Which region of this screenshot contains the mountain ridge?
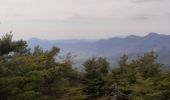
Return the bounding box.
[27,33,170,69]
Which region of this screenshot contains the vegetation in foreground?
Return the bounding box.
[0,34,170,100]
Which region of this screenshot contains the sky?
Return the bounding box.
[0,0,170,40]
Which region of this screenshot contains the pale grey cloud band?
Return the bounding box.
[0,0,169,39]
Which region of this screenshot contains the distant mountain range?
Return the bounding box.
[27,33,170,69]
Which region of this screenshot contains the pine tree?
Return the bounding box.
[83,57,110,99]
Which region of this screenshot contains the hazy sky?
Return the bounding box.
[0,0,170,40]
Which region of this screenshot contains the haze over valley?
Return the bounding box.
[27,32,170,69]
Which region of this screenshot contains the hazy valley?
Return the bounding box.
[27,32,170,69]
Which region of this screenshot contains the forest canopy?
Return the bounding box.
[0,34,170,100]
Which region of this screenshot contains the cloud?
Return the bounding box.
[0,0,170,39]
[163,12,170,18]
[165,12,170,16]
[131,14,155,20]
[131,0,162,3]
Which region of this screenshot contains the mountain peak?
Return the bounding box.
[29,37,40,41]
[126,35,140,39]
[146,32,160,37]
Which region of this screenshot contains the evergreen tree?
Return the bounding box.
[110,51,163,100]
[83,57,110,99]
[1,33,170,100]
[0,34,85,100]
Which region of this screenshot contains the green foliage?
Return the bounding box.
[110,51,168,100]
[0,34,84,100]
[0,33,30,56]
[82,57,110,99]
[1,34,170,100]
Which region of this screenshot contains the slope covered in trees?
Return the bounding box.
[1,34,170,100]
[27,33,170,69]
